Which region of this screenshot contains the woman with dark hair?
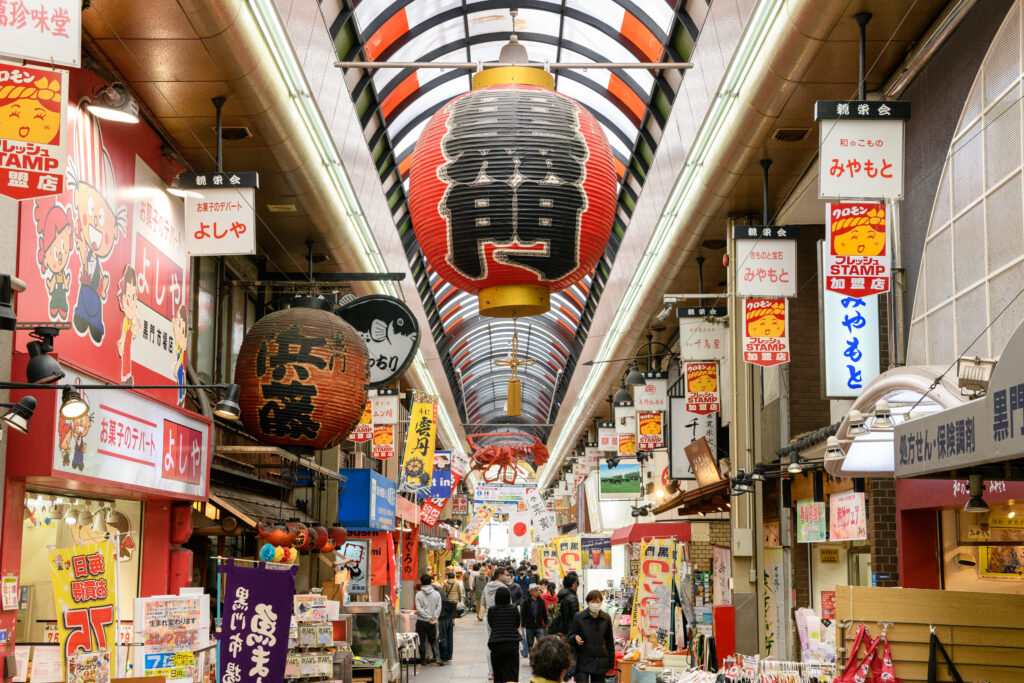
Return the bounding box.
[567,590,615,683]
[487,586,522,683]
[530,635,573,683]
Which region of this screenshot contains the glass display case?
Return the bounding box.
[341,602,400,682]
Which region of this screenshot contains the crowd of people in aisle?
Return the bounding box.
[412,557,616,683]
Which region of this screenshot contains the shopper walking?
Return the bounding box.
[474,563,489,620]
[541,581,558,609]
[463,565,475,610]
[567,590,615,683]
[487,586,522,683]
[529,635,573,683]
[550,574,581,635]
[514,566,531,604]
[414,574,443,665]
[521,583,550,655]
[437,571,462,662]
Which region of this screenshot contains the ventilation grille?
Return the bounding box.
[772,128,810,142]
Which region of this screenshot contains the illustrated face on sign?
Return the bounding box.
[117,265,137,320]
[832,207,885,256]
[0,78,62,144]
[687,368,716,393]
[746,305,785,338]
[74,182,121,260]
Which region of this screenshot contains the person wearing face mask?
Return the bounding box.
[567,590,615,683]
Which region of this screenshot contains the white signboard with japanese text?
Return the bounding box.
[525,488,558,542]
[633,374,667,412]
[370,392,399,424]
[822,244,880,397]
[733,226,798,298]
[597,423,617,452]
[669,396,717,480]
[52,366,211,499]
[0,0,82,67]
[825,202,890,298]
[584,445,602,470]
[816,100,909,200]
[184,184,256,256]
[677,307,728,360]
[0,63,68,200]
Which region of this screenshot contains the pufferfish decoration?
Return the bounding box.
[337,295,420,388]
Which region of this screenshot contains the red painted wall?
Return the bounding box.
[897,508,940,589]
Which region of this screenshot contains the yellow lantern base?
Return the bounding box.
[478,284,550,317]
[471,66,554,90]
[507,378,522,418]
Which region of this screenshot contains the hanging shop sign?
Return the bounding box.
[742,298,790,367]
[555,536,581,575]
[16,71,191,405]
[581,536,612,569]
[370,390,399,423]
[234,304,369,450]
[637,412,664,450]
[617,432,637,456]
[630,538,675,649]
[337,295,420,387]
[401,528,419,581]
[685,437,722,488]
[669,396,717,480]
[614,401,635,434]
[815,100,910,200]
[733,225,799,298]
[597,422,617,452]
[796,499,828,543]
[451,495,468,515]
[677,306,728,360]
[399,396,436,497]
[457,503,494,545]
[218,562,296,683]
[508,511,531,547]
[684,361,720,414]
[584,444,602,469]
[633,373,668,412]
[408,82,616,318]
[0,0,82,66]
[371,424,395,459]
[825,202,890,297]
[524,488,558,542]
[180,172,259,256]
[829,490,867,541]
[822,242,880,397]
[347,401,373,442]
[48,540,117,676]
[0,64,68,200]
[428,450,453,499]
[337,469,397,532]
[136,595,203,683]
[419,498,444,527]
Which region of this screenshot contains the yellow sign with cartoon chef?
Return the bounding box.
[0,63,68,200]
[685,361,720,414]
[825,202,890,298]
[743,299,789,367]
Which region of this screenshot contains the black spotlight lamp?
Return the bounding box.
[60,386,89,420]
[26,327,64,384]
[625,362,646,387]
[0,275,19,332]
[750,462,767,482]
[613,382,632,404]
[2,396,35,433]
[214,384,241,420]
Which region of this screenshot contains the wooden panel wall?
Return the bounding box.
[835,586,1024,683]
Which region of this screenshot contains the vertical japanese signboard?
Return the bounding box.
[49,541,117,679]
[372,424,395,459]
[182,173,258,256]
[556,536,581,575]
[796,499,827,543]
[218,563,296,683]
[0,63,68,200]
[630,538,674,648]
[733,226,798,298]
[822,241,880,397]
[597,422,617,452]
[637,412,664,450]
[633,373,667,412]
[743,299,790,366]
[684,362,720,414]
[825,203,890,297]
[0,0,82,66]
[525,488,558,542]
[815,100,910,200]
[677,306,728,360]
[399,397,436,497]
[348,401,372,442]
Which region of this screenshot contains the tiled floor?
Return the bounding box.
[411,612,535,683]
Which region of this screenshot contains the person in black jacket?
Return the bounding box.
[567,590,615,683]
[520,584,550,655]
[487,586,521,683]
[550,574,580,635]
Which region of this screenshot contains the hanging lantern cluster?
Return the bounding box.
[258,521,347,560]
[408,64,617,318]
[234,299,370,451]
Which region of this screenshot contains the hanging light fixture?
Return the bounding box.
[25,340,63,384]
[613,382,632,404]
[60,386,89,420]
[214,383,242,420]
[86,84,140,124]
[787,454,803,474]
[847,409,868,436]
[750,463,767,481]
[625,362,646,387]
[825,436,844,461]
[92,508,108,533]
[870,399,896,431]
[964,473,989,514]
[2,396,35,433]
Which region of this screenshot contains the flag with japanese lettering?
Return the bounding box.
[540,544,561,582]
[825,203,889,298]
[347,401,372,442]
[218,562,296,683]
[684,362,720,414]
[399,397,436,496]
[742,299,790,367]
[0,63,69,201]
[629,538,675,648]
[524,488,557,542]
[49,541,117,676]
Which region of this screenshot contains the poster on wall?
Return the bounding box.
[48,541,117,675]
[829,490,867,541]
[978,513,1024,578]
[16,72,190,408]
[825,203,889,297]
[337,539,369,594]
[581,537,612,569]
[0,64,69,201]
[797,499,828,543]
[669,396,716,480]
[398,397,436,497]
[743,299,790,367]
[598,458,640,500]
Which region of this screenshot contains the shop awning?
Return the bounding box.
[209,485,316,529]
[609,521,692,546]
[651,478,731,518]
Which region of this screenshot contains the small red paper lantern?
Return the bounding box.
[329,525,348,546]
[311,526,329,552]
[234,302,369,450]
[408,73,616,318]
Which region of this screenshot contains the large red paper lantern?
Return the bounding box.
[408,68,616,317]
[234,302,369,450]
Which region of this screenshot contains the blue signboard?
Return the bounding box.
[429,450,453,499]
[338,468,397,531]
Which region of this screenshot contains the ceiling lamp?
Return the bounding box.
[2,396,35,433]
[871,400,896,431]
[787,454,803,474]
[825,436,844,462]
[26,339,63,384]
[613,382,632,404]
[214,384,242,420]
[408,35,616,319]
[750,463,767,481]
[625,362,646,387]
[60,386,88,420]
[86,84,140,124]
[964,473,989,514]
[847,409,869,437]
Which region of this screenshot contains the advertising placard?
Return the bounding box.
[617,432,636,456]
[580,536,612,569]
[597,423,617,452]
[399,398,436,497]
[825,202,889,297]
[822,241,880,397]
[633,375,667,412]
[637,412,664,450]
[555,536,581,575]
[598,458,640,500]
[829,490,867,541]
[370,393,399,424]
[336,539,369,594]
[684,437,721,487]
[743,298,790,366]
[796,499,828,543]
[371,424,395,459]
[816,101,909,200]
[684,362,720,414]
[184,184,256,256]
[677,306,728,360]
[733,225,798,298]
[48,541,117,675]
[0,63,68,200]
[218,563,296,683]
[630,538,674,648]
[428,450,453,498]
[337,296,420,388]
[540,545,561,582]
[347,401,372,442]
[0,0,82,66]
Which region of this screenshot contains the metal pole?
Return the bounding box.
[760,159,772,226]
[855,13,872,101]
[334,61,693,70]
[696,256,705,295]
[212,96,226,173]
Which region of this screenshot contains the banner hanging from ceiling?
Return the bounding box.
[524,488,558,542]
[637,412,664,450]
[398,397,436,497]
[630,538,675,649]
[684,362,720,414]
[457,503,494,545]
[677,306,728,360]
[743,299,790,367]
[733,225,799,298]
[825,202,890,297]
[597,423,617,452]
[633,374,667,412]
[815,100,910,200]
[822,241,880,398]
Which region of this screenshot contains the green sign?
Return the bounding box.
[797,498,827,543]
